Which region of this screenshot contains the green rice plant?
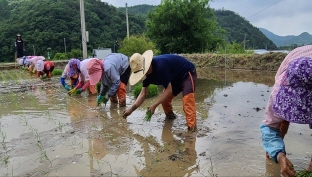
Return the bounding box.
[40,76,48,80]
[144,108,152,122]
[3,156,9,167]
[296,170,312,177]
[96,82,101,93]
[133,83,158,98]
[51,69,63,76]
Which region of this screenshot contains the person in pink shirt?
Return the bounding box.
[28,56,45,73]
[67,58,99,96]
[260,45,312,177]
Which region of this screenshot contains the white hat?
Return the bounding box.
[18,58,24,66]
[36,60,44,72]
[129,50,153,86]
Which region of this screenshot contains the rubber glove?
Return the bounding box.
[68,88,77,95]
[64,85,70,91]
[97,94,109,106]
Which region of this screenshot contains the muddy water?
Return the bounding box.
[0,68,312,176]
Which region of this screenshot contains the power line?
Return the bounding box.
[247,0,282,19]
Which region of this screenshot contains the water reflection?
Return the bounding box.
[2,68,312,176]
[133,119,198,177]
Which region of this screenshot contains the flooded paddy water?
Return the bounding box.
[0,68,312,176]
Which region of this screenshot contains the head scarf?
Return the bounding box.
[67,58,81,77]
[273,57,312,126]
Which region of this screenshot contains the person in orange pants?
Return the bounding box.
[35,60,54,78]
[86,53,130,107]
[122,50,197,131]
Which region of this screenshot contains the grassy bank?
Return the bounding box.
[1,52,287,71]
[181,52,287,71]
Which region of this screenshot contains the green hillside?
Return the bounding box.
[0,0,146,62]
[118,5,277,50]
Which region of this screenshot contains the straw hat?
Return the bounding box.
[129,50,153,86]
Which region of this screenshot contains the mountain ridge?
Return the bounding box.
[258,28,312,47]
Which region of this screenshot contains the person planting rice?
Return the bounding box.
[18,56,34,68]
[60,63,79,91]
[35,60,54,79]
[28,56,45,73]
[86,53,131,107]
[67,58,99,96]
[122,50,197,131]
[260,45,312,177]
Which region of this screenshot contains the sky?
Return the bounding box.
[101,0,312,36]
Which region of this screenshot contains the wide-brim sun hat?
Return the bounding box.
[86,59,103,85]
[273,56,312,124]
[67,58,81,77]
[129,50,153,86]
[18,58,24,66]
[36,60,44,72]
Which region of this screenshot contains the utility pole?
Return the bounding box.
[243,33,246,50]
[80,0,87,59]
[64,38,66,54]
[126,3,129,39]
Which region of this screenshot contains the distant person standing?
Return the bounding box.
[15,34,24,58]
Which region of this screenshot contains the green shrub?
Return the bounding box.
[53,53,68,60]
[52,69,63,76]
[133,83,158,98]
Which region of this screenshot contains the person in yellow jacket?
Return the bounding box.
[122,50,197,131]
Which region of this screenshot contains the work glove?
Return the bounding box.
[68,88,77,96]
[64,85,70,91]
[97,94,109,106]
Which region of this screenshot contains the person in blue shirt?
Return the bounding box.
[60,64,78,91]
[122,50,197,131]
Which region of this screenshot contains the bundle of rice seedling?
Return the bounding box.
[144,107,152,122]
[296,170,312,177]
[41,75,47,80]
[52,69,63,76]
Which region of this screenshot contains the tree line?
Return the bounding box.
[0,0,277,63]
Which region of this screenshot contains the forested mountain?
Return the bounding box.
[118,5,277,50]
[259,28,312,47]
[213,10,276,50]
[0,0,146,62]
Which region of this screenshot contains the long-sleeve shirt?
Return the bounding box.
[75,58,94,90]
[261,44,312,162]
[100,53,129,97]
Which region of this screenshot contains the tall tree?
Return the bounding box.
[146,0,222,53]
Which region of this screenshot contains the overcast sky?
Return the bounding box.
[101,0,311,36]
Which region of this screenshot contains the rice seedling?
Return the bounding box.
[58,121,63,131]
[133,83,158,98]
[144,108,152,122]
[1,131,7,152]
[3,156,9,167]
[51,69,63,76]
[40,76,48,80]
[296,170,312,177]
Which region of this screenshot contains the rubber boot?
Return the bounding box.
[161,94,175,119]
[110,95,118,104]
[117,82,127,107]
[182,93,196,132]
